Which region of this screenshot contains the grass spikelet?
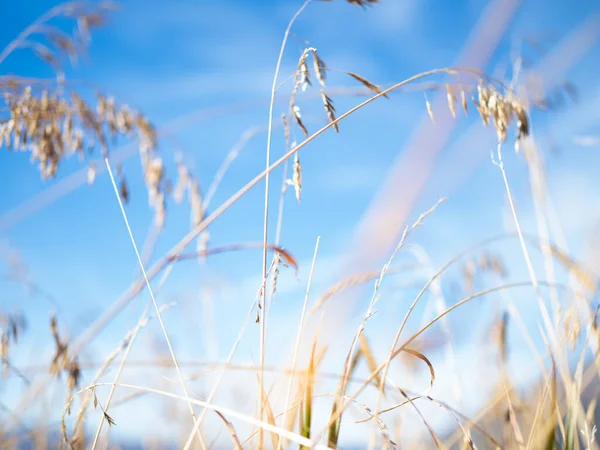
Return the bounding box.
[310,49,327,87]
[172,154,190,204]
[461,87,468,116]
[320,90,339,132]
[0,312,26,378]
[299,51,311,91]
[144,157,164,205]
[292,105,309,137]
[474,83,490,126]
[271,251,281,295]
[282,113,290,145]
[189,177,204,227]
[289,48,315,135]
[562,305,581,350]
[49,314,69,379]
[446,84,457,118]
[87,162,97,185]
[347,72,388,98]
[292,152,302,202]
[425,93,435,123]
[514,102,530,146]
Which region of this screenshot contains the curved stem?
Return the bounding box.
[258,3,312,446]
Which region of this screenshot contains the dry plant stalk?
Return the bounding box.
[0,311,26,377]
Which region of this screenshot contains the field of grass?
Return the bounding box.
[1,0,600,449]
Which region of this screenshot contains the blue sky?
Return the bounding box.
[2,0,600,447]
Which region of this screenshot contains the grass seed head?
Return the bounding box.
[347,71,388,98]
[299,51,312,92]
[292,105,309,137]
[460,88,468,116]
[563,306,581,350]
[293,152,302,202]
[310,49,327,87]
[189,178,204,226]
[425,93,435,123]
[320,89,339,132]
[446,84,457,118]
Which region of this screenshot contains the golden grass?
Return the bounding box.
[1,1,599,450]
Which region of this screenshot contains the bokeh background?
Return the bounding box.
[1,0,600,448]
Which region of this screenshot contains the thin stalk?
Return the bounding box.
[259,4,312,448]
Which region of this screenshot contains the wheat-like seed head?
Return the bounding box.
[292,105,309,137]
[425,93,435,123]
[320,89,338,133]
[173,154,190,204]
[310,49,327,87]
[189,178,204,227]
[282,113,290,145]
[271,252,282,295]
[0,311,26,378]
[292,152,302,202]
[445,84,457,118]
[0,86,157,179]
[48,314,81,394]
[460,87,468,116]
[299,51,311,92]
[470,81,530,148]
[0,2,172,228]
[562,305,581,350]
[347,72,388,98]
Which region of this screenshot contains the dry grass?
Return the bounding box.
[1,1,598,450]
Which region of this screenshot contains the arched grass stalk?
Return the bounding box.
[316,280,568,444]
[79,382,326,449]
[102,158,204,449]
